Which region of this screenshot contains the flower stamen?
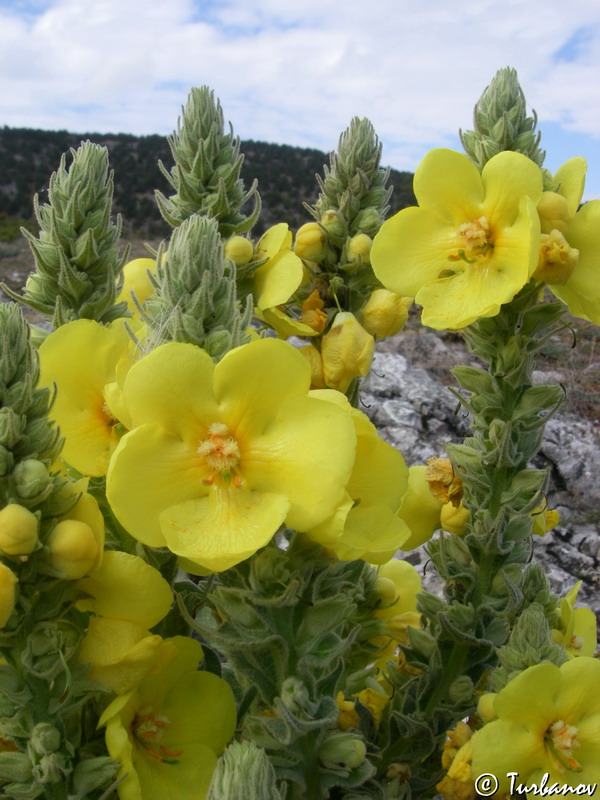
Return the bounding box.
[545,719,582,773]
[448,216,494,267]
[198,423,244,488]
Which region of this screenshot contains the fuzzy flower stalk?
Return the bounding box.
[143,214,253,360]
[1,141,129,327]
[155,86,260,235]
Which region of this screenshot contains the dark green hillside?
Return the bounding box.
[0,127,415,237]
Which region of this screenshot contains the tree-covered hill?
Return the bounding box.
[0,127,415,237]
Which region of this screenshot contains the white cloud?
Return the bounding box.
[0,0,599,194]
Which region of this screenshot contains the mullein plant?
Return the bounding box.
[0,68,598,800]
[0,141,129,329]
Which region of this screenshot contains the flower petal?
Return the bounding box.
[550,200,600,323]
[160,488,290,572]
[76,551,173,628]
[372,206,458,297]
[554,156,587,218]
[214,338,311,438]
[482,151,543,227]
[254,249,304,309]
[122,342,219,439]
[244,394,356,531]
[107,424,208,547]
[413,149,484,225]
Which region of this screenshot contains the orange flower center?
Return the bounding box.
[197,423,243,487]
[448,216,494,266]
[132,706,183,764]
[545,719,582,773]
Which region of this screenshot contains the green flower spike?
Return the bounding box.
[1,141,129,327]
[155,86,261,236]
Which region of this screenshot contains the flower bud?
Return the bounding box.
[440,502,470,536]
[29,723,61,756]
[347,233,373,265]
[353,207,381,237]
[0,504,38,556]
[318,731,367,770]
[116,258,157,312]
[321,312,375,393]
[13,459,51,501]
[320,209,346,239]
[225,236,254,267]
[0,563,18,627]
[361,289,412,338]
[298,345,326,389]
[47,519,100,579]
[294,222,327,262]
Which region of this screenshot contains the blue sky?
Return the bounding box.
[0,0,599,199]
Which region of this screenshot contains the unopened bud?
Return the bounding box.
[361,289,411,338]
[320,209,346,239]
[347,233,373,265]
[30,723,61,756]
[47,519,100,579]
[353,207,381,237]
[440,502,470,535]
[397,466,443,549]
[13,459,51,501]
[318,732,367,770]
[0,504,38,556]
[294,222,327,262]
[226,236,254,267]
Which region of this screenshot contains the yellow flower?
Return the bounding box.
[106,339,356,572]
[0,504,38,556]
[425,457,463,507]
[76,551,174,694]
[306,390,410,563]
[371,149,543,329]
[253,224,305,311]
[396,466,443,549]
[336,686,389,730]
[0,563,18,628]
[535,157,600,324]
[38,319,137,476]
[99,635,236,800]
[116,258,157,315]
[321,312,375,393]
[551,581,597,659]
[470,658,600,792]
[361,289,412,339]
